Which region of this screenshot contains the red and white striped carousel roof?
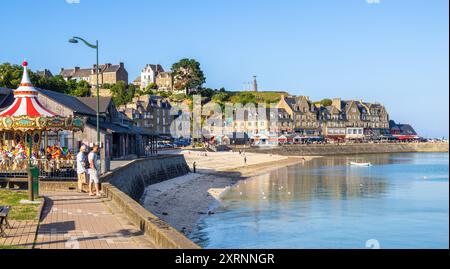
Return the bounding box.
[0,61,57,118]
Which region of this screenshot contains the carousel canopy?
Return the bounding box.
[0,61,84,132]
[0,61,57,118]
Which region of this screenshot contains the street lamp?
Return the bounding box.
[69,36,102,173]
[68,36,100,146]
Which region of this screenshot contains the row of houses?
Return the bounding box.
[55,62,175,94]
[205,95,408,144]
[32,63,414,144]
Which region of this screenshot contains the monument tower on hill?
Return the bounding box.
[252,76,258,92]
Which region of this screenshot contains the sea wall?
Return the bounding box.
[102,183,200,249]
[102,155,190,201]
[100,154,199,249]
[245,142,449,156]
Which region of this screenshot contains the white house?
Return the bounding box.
[140,64,164,89]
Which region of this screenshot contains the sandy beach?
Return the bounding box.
[141,149,318,235]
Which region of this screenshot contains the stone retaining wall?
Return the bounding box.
[245,142,449,156]
[102,155,190,201]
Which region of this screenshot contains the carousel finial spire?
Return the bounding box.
[20,59,32,86]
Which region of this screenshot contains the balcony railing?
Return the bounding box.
[0,158,77,180]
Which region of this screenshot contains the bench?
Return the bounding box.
[0,206,11,237]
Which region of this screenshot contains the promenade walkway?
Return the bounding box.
[34,191,155,249]
[0,220,38,249]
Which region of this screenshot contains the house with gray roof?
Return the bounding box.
[60,62,128,87]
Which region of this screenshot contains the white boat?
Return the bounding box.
[350,162,372,167]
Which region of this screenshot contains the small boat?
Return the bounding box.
[350,162,372,167]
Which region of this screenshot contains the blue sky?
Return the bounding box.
[0,0,448,138]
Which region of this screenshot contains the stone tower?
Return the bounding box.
[252,76,258,92]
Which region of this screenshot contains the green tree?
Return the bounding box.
[237,92,256,105]
[212,91,230,103]
[198,87,215,98]
[110,81,128,106]
[126,84,137,100]
[46,75,68,94]
[71,80,91,97]
[320,98,333,107]
[171,93,187,101]
[0,63,25,89]
[140,83,157,95]
[171,58,206,92]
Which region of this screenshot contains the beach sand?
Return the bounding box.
[141,150,318,235]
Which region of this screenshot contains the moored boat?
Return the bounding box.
[350,162,372,167]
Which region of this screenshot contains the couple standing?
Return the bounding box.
[76,145,101,197]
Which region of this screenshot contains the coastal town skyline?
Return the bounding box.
[0,0,448,139]
[1,0,448,255]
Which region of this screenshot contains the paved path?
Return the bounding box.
[34,191,155,249]
[110,160,134,171]
[0,220,38,249]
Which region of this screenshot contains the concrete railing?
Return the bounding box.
[102,183,200,249]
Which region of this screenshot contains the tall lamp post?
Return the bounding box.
[68,36,100,146]
[69,36,102,173]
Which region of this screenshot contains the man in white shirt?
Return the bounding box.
[76,145,87,193]
[88,145,101,197]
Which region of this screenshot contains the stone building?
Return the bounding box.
[156,72,174,92]
[60,62,128,87]
[36,69,53,79]
[277,95,390,139]
[118,95,173,137]
[278,95,322,136]
[276,108,294,134]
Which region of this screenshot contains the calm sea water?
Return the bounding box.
[189,153,449,249]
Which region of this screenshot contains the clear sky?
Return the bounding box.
[0,0,448,138]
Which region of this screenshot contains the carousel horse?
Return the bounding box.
[0,149,9,170]
[31,150,40,167]
[13,147,27,171]
[51,145,62,160]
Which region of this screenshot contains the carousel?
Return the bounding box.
[0,61,85,179]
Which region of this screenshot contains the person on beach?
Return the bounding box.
[76,145,88,193]
[88,145,101,197]
[244,156,247,165]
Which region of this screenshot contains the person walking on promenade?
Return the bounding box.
[88,145,101,197]
[244,155,247,165]
[76,145,88,193]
